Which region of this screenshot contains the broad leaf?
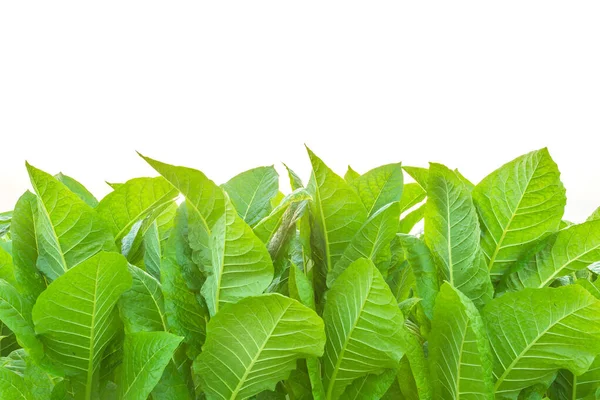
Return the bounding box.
[161,205,207,359]
[424,163,492,307]
[55,172,98,207]
[0,366,33,399]
[306,147,368,298]
[351,163,403,216]
[119,265,167,333]
[140,154,226,269]
[26,163,115,281]
[429,283,494,399]
[396,234,438,320]
[32,251,132,398]
[398,204,425,234]
[344,165,361,183]
[483,286,600,399]
[399,183,426,214]
[0,280,43,360]
[549,357,600,400]
[323,258,406,400]
[587,207,600,222]
[193,293,325,400]
[222,166,279,226]
[403,166,429,190]
[328,202,400,286]
[472,149,566,279]
[96,177,178,242]
[505,219,600,290]
[118,332,183,400]
[202,199,274,316]
[341,369,397,400]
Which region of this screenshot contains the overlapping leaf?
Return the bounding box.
[193,293,325,399]
[323,258,406,400]
[472,149,566,279]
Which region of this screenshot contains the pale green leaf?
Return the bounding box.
[26,163,116,281]
[328,202,400,286]
[323,258,406,400]
[202,199,274,316]
[119,265,167,333]
[399,183,426,214]
[306,147,368,297]
[344,166,361,184]
[32,251,132,398]
[472,149,566,279]
[193,293,325,400]
[289,263,315,310]
[424,163,493,307]
[253,189,311,243]
[483,286,600,399]
[351,163,403,217]
[398,204,425,234]
[118,332,183,400]
[55,173,98,207]
[403,166,428,189]
[222,166,279,226]
[429,283,494,399]
[505,219,600,290]
[96,177,178,242]
[283,163,304,190]
[587,207,600,222]
[396,234,438,320]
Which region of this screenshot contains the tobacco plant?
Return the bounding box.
[1,147,600,399]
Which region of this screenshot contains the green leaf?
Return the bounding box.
[289,263,315,310]
[403,166,429,190]
[344,165,361,184]
[222,166,280,226]
[283,163,304,190]
[399,183,426,214]
[472,148,567,279]
[119,265,167,333]
[505,219,600,290]
[351,163,403,217]
[0,246,16,286]
[398,330,433,400]
[398,204,425,234]
[306,147,368,298]
[151,354,194,400]
[26,163,116,281]
[323,258,406,400]
[0,366,33,399]
[395,234,438,320]
[1,348,56,400]
[424,163,493,307]
[549,356,600,400]
[0,211,11,238]
[341,369,397,400]
[32,251,132,399]
[0,280,43,360]
[96,177,178,242]
[55,172,98,207]
[202,199,274,316]
[193,293,325,400]
[140,154,226,270]
[10,191,46,301]
[483,286,600,399]
[118,332,183,400]
[429,283,494,399]
[328,202,400,286]
[587,206,600,222]
[253,189,311,243]
[161,205,207,360]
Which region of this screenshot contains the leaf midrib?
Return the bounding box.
[229,302,292,399]
[326,277,373,400]
[493,301,591,391]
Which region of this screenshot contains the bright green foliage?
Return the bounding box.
[222,166,280,226]
[429,283,494,399]
[117,331,183,400]
[1,148,600,399]
[473,149,567,280]
[193,293,325,399]
[425,163,492,307]
[323,259,406,400]
[484,286,600,399]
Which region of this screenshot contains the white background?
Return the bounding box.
[1,2,599,221]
